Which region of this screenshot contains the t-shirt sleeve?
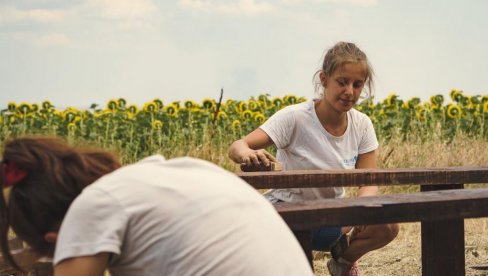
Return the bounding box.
[358,116,379,154]
[259,107,295,149]
[53,188,129,265]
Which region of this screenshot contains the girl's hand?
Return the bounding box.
[239,148,276,167]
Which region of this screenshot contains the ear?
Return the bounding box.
[44,231,59,243]
[319,71,327,87]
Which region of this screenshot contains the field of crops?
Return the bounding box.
[1,90,487,166]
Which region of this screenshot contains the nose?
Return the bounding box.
[344,84,354,96]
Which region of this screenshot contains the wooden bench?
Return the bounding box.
[237,167,488,276]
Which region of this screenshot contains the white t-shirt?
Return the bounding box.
[54,155,313,276]
[260,99,378,202]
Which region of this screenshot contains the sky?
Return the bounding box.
[0,0,487,108]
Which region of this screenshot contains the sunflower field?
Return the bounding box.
[1,90,487,164]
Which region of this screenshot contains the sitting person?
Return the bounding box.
[0,136,313,276]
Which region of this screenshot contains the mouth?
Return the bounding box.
[339,98,355,105]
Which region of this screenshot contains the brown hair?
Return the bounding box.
[0,136,121,270]
[314,41,375,99]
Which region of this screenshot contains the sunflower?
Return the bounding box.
[63,108,79,123]
[469,96,481,105]
[253,113,266,123]
[7,102,16,112]
[416,108,429,121]
[152,120,163,130]
[128,105,139,114]
[258,94,270,103]
[16,103,31,115]
[153,99,164,109]
[106,99,118,111]
[403,97,420,109]
[184,100,196,109]
[450,90,464,103]
[164,104,179,116]
[31,103,39,113]
[143,102,158,112]
[67,123,77,132]
[41,101,53,110]
[118,98,127,108]
[385,94,398,106]
[231,119,241,130]
[430,95,444,106]
[172,101,181,109]
[241,110,253,120]
[202,98,215,110]
[225,99,235,106]
[238,101,248,112]
[272,98,283,108]
[0,116,3,125]
[483,102,488,114]
[217,111,228,121]
[482,95,488,103]
[284,95,298,105]
[248,100,260,111]
[446,104,462,119]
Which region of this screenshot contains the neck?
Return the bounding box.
[314,100,348,136]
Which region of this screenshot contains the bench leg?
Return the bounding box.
[421,219,464,276]
[421,184,465,276]
[294,230,314,270]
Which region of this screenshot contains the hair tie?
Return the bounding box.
[2,161,28,188]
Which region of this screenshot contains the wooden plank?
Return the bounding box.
[275,188,488,230]
[421,184,465,276]
[237,167,488,189]
[240,161,283,172]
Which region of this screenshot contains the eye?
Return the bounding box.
[353,81,364,89]
[337,79,347,86]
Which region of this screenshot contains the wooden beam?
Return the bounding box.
[237,167,488,189]
[275,188,488,230]
[421,184,465,276]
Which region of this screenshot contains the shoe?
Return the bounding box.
[327,258,360,276]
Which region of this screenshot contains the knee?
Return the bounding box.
[379,223,399,244]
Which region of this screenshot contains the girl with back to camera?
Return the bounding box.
[0,136,313,276]
[229,41,399,276]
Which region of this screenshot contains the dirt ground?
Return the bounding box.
[313,218,488,276]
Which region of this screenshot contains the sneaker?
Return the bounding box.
[327,258,360,276]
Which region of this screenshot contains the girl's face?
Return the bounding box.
[320,62,366,113]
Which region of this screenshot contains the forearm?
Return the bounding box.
[228,139,249,164]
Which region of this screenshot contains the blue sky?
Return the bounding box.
[1,0,487,108]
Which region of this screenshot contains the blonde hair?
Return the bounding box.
[313,41,374,100]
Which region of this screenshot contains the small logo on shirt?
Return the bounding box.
[343,155,358,167]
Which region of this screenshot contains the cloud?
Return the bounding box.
[34,33,71,47]
[84,0,158,20]
[0,5,68,24]
[180,0,273,15]
[282,0,378,6]
[9,31,71,47]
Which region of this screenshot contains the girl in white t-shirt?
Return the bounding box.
[229,41,399,276]
[0,136,313,276]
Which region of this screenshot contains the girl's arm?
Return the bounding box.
[355,150,378,197]
[228,128,276,166]
[54,253,109,276]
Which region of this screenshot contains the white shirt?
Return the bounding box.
[260,99,378,202]
[54,155,313,276]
